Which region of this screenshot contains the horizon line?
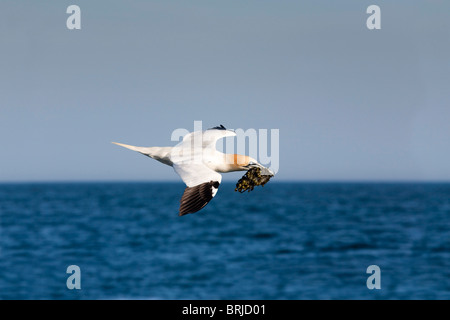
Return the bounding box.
[1,179,450,184]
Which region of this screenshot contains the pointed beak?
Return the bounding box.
[248,162,274,176]
[261,166,275,177]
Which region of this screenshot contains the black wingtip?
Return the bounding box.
[209,124,227,130]
[178,180,220,216]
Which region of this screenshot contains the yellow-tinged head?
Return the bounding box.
[225,154,260,172]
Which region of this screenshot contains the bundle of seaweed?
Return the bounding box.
[235,167,273,193]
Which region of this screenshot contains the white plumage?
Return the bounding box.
[113,125,272,216]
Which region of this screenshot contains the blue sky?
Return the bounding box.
[1,0,449,182]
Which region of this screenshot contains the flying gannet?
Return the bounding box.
[113,125,274,216]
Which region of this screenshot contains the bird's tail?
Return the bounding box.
[112,142,173,166]
[112,142,155,155]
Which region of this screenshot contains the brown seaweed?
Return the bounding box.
[235,167,273,193]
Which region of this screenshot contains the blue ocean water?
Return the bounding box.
[0,182,449,300]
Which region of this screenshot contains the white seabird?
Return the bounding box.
[113,125,274,216]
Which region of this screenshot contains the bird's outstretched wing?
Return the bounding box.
[178,180,220,216]
[181,126,236,149]
[173,162,222,216]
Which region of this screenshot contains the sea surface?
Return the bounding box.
[0,182,449,300]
